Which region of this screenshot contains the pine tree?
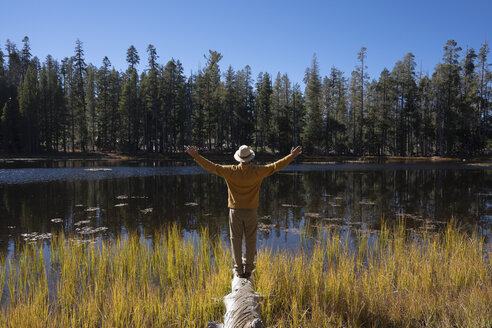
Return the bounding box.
[321,75,332,152]
[269,72,293,153]
[433,40,462,155]
[161,59,186,152]
[458,47,479,154]
[1,102,8,151]
[200,50,223,151]
[404,53,419,155]
[52,58,64,152]
[6,40,22,87]
[126,45,140,71]
[141,44,160,152]
[325,67,349,154]
[18,60,39,152]
[1,96,21,152]
[0,49,6,149]
[417,74,435,156]
[183,75,194,148]
[3,41,23,152]
[365,80,379,154]
[303,53,323,153]
[234,66,255,147]
[20,36,32,79]
[119,45,140,152]
[160,59,174,152]
[373,68,394,155]
[191,71,205,148]
[60,58,68,152]
[391,53,418,155]
[38,55,63,152]
[292,82,305,148]
[223,65,236,149]
[119,66,139,152]
[335,67,350,154]
[60,57,74,152]
[173,60,187,150]
[108,68,121,152]
[85,64,96,151]
[72,39,88,151]
[278,73,293,153]
[477,41,491,150]
[357,47,367,154]
[0,49,4,76]
[270,72,283,153]
[255,72,273,151]
[349,47,369,155]
[96,57,111,150]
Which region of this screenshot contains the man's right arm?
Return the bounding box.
[185,146,229,178]
[258,153,295,177]
[260,146,302,177]
[257,146,302,178]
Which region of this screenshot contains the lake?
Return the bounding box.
[0,160,491,256]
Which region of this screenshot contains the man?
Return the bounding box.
[185,144,302,279]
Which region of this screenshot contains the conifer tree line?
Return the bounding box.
[0,37,490,156]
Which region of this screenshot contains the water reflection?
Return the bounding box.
[0,164,491,257]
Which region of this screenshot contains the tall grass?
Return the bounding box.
[0,222,490,327]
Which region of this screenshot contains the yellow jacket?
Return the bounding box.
[192,154,295,208]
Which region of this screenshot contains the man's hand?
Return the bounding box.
[291,146,302,158]
[185,145,199,157]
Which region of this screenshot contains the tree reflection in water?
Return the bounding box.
[0,165,490,256]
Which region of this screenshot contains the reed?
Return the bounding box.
[0,222,490,327]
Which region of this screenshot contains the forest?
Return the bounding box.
[0,37,490,156]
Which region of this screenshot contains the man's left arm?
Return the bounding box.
[185,146,229,178]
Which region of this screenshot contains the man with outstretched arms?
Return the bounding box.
[185,145,302,279]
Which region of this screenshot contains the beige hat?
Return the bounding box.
[234,145,255,162]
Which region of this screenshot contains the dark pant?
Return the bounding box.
[228,208,257,275]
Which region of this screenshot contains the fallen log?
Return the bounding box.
[207,276,265,328]
[84,168,112,172]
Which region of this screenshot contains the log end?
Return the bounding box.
[206,321,223,328]
[251,318,266,328]
[231,275,253,291]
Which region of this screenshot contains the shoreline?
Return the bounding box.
[1,151,491,164]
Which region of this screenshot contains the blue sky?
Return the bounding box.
[1,0,490,85]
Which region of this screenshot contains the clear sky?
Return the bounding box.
[1,0,490,85]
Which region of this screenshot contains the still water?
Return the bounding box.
[0,160,491,256]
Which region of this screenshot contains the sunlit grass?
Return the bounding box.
[1,222,491,327]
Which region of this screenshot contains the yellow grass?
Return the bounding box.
[0,222,491,327]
